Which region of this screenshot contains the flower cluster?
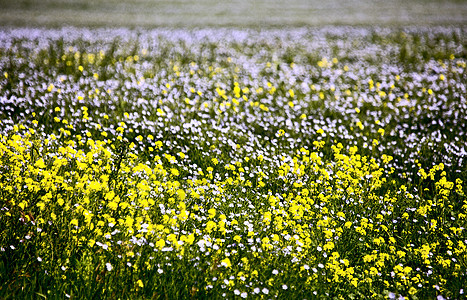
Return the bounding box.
[0,27,466,299]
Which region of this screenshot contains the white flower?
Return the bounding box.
[241,292,248,298]
[282,285,288,290]
[105,262,113,271]
[272,269,279,275]
[262,288,269,294]
[37,257,42,262]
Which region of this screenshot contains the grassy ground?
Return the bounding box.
[0,27,466,299]
[0,0,466,27]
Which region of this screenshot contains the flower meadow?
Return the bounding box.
[0,27,466,299]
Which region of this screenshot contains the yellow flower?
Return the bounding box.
[221,258,232,268]
[171,168,179,176]
[408,287,417,295]
[176,189,186,200]
[137,279,144,288]
[155,239,166,249]
[356,121,364,130]
[208,208,216,219]
[35,158,46,169]
[206,221,217,232]
[108,201,118,210]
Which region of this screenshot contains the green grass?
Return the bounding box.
[0,27,466,299]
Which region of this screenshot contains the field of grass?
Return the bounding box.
[0,0,467,27]
[0,27,466,299]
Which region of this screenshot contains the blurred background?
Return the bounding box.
[0,0,466,27]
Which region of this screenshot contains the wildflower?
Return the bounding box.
[137,280,144,288]
[208,208,216,218]
[176,189,186,200]
[34,158,46,169]
[221,258,231,268]
[105,263,113,271]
